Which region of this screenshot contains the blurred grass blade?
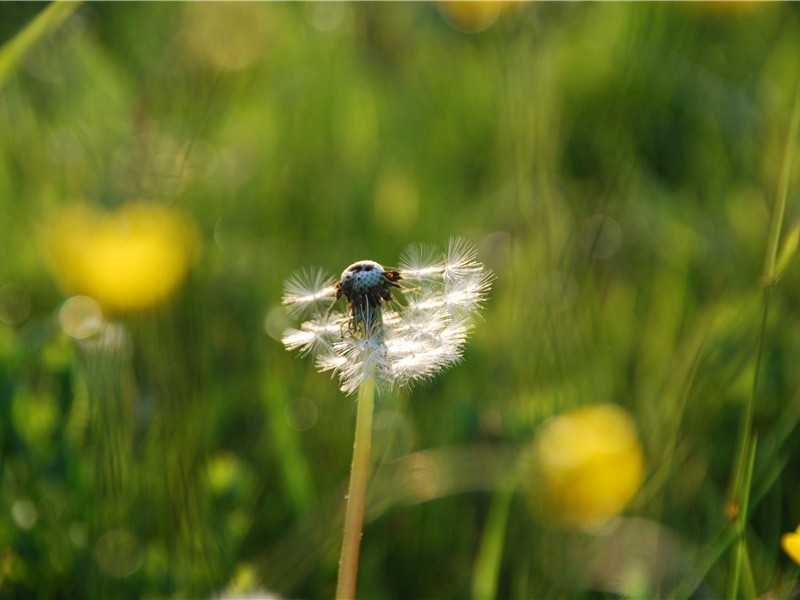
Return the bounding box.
[730,435,758,599]
[726,76,800,598]
[772,221,800,285]
[764,77,800,282]
[0,1,81,91]
[262,375,315,514]
[471,486,514,600]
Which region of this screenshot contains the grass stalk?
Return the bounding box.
[471,485,514,600]
[335,376,376,600]
[763,84,800,284]
[728,79,800,597]
[729,435,758,599]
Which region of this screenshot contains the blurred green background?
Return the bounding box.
[3,2,800,598]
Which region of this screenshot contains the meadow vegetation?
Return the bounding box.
[2,2,800,598]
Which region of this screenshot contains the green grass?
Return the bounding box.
[3,2,800,598]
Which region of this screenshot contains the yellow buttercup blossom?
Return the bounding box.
[43,202,198,312]
[781,525,800,565]
[438,1,519,34]
[684,1,766,17]
[525,404,645,529]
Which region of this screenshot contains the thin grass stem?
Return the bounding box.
[730,436,758,599]
[335,376,376,600]
[728,77,800,597]
[764,79,800,283]
[471,484,514,600]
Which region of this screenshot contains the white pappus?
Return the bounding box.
[281,237,493,395]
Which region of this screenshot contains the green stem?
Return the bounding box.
[729,292,770,509]
[335,377,376,600]
[471,484,514,600]
[730,436,758,599]
[764,79,800,282]
[728,79,800,597]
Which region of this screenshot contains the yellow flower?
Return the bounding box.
[438,1,519,34]
[781,525,800,565]
[43,202,198,312]
[525,404,645,529]
[684,1,768,17]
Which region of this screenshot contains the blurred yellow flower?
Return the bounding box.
[438,1,516,34]
[684,1,767,17]
[179,3,269,72]
[43,202,198,312]
[526,404,645,529]
[781,525,800,565]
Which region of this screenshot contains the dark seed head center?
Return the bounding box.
[336,260,402,313]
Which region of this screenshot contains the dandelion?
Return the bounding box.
[280,237,492,599]
[282,237,492,395]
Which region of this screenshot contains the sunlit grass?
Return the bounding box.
[2,2,800,598]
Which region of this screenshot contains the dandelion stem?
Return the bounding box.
[336,376,376,600]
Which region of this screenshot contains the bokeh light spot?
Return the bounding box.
[405,452,442,503]
[180,4,268,72]
[69,522,89,548]
[264,306,292,342]
[94,529,144,579]
[284,398,318,432]
[207,452,245,495]
[11,500,38,530]
[0,283,31,325]
[12,388,60,447]
[305,2,349,32]
[59,295,103,339]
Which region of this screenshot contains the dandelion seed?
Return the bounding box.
[282,268,339,318]
[281,237,493,394]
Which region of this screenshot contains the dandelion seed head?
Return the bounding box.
[335,260,402,316]
[280,238,492,395]
[339,261,386,295]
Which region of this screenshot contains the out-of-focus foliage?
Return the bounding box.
[2,2,800,598]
